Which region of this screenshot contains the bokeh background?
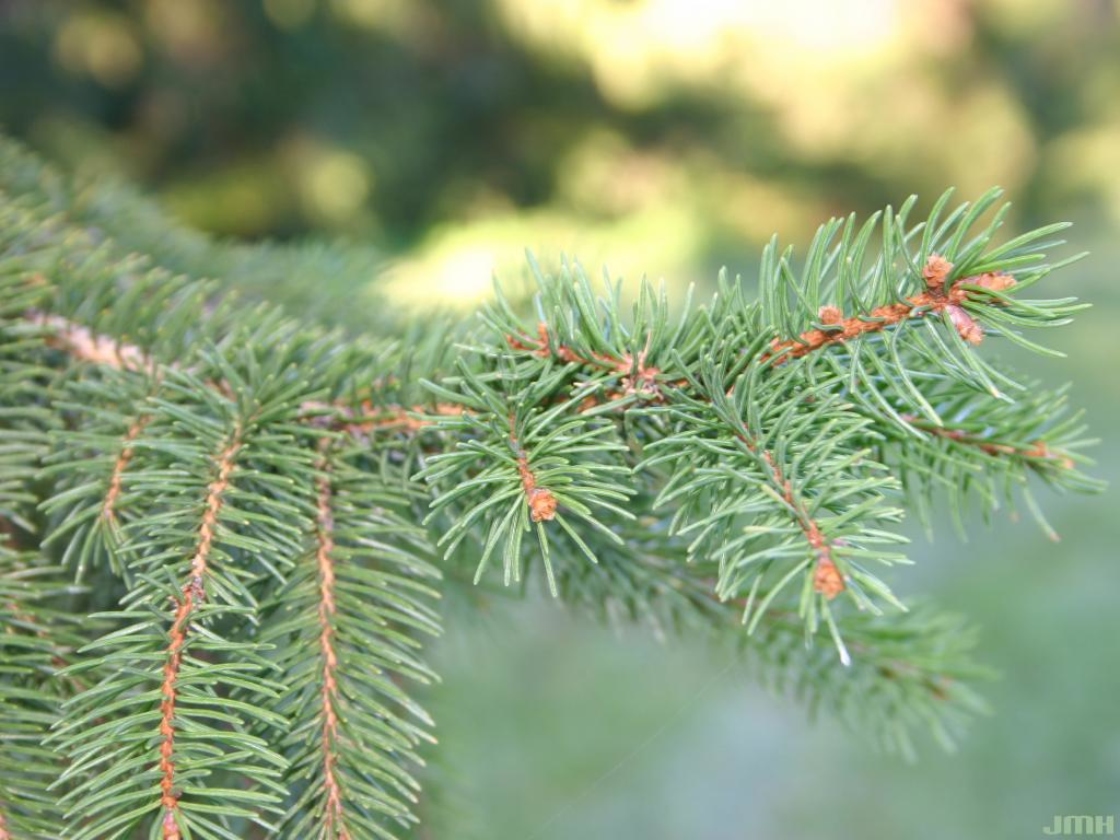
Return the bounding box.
[2,1,1118,838]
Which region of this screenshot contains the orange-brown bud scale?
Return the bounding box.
[817,304,844,325]
[968,272,1017,293]
[517,455,557,522]
[922,254,953,291]
[947,304,983,345]
[813,557,845,600]
[527,486,558,522]
[510,417,559,523]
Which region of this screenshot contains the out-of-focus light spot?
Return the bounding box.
[145,0,228,65]
[329,0,420,37]
[382,202,706,311]
[433,246,497,300]
[897,0,973,56]
[300,150,373,224]
[330,0,379,28]
[264,0,316,30]
[641,0,899,52]
[54,12,143,88]
[384,242,497,309]
[495,0,902,108]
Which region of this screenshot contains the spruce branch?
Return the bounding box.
[259,434,440,840]
[155,422,244,837]
[0,132,1106,836]
[763,255,1016,362]
[46,384,297,840]
[14,187,1097,653]
[0,556,88,839]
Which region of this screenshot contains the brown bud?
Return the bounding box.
[947,304,983,345]
[817,304,844,326]
[968,271,1016,293]
[813,557,845,599]
[527,488,558,522]
[1026,441,1075,470]
[922,254,953,292]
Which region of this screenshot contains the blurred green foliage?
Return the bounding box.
[2,2,1118,838]
[3,0,1120,308]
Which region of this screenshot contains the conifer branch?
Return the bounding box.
[764,254,1016,362]
[263,435,441,839]
[26,307,465,439]
[901,414,1075,468]
[488,284,891,635]
[0,133,1105,835]
[546,512,986,756]
[158,424,243,837]
[19,285,1078,497]
[0,558,80,838]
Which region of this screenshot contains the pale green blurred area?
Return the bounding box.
[3,1,1119,837]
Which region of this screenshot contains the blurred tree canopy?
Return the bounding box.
[2,6,1118,839]
[1,0,1118,304]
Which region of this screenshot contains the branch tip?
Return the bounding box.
[767,255,1018,362]
[509,417,559,522]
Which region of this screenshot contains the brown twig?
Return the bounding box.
[761,448,843,599]
[305,400,465,436]
[763,255,1016,363]
[313,438,351,839]
[158,427,242,839]
[506,324,843,596]
[103,415,152,524]
[29,308,461,435]
[900,414,1075,469]
[507,322,664,399]
[508,415,557,522]
[32,311,158,376]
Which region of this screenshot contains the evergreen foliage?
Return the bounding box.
[0,134,1103,839]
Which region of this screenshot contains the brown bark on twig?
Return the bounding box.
[313,438,352,840]
[158,428,241,838]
